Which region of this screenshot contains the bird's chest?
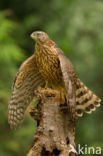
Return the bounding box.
[35,47,63,85]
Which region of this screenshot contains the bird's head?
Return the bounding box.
[30,31,49,44]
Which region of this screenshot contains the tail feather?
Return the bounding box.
[76,79,101,117]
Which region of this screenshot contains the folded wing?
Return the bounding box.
[57,48,77,120]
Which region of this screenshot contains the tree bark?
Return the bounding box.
[27,88,78,156]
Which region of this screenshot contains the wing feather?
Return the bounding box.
[56,47,101,117]
[56,48,77,120]
[8,55,45,128]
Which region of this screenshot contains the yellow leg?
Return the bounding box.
[44,81,48,89]
[53,85,65,103]
[60,91,65,101]
[38,81,48,90]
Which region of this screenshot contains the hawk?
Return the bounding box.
[8,31,101,128]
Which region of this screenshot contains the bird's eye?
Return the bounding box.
[37,32,41,37]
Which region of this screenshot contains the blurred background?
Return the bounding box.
[0,0,103,155]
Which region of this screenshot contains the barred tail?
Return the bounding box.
[76,79,101,117]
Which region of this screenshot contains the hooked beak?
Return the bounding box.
[30,32,36,40]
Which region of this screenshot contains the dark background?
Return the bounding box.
[0,0,103,155]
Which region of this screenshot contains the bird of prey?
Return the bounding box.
[8,31,101,128]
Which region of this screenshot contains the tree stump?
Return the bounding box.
[27,88,78,156]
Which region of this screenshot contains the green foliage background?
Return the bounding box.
[0,0,103,155]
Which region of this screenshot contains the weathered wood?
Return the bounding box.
[27,89,78,156]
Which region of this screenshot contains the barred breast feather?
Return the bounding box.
[8,55,45,128]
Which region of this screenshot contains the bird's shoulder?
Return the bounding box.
[12,55,37,89]
[53,45,77,80]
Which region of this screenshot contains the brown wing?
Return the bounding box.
[8,55,45,128]
[56,48,77,120]
[56,47,101,118]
